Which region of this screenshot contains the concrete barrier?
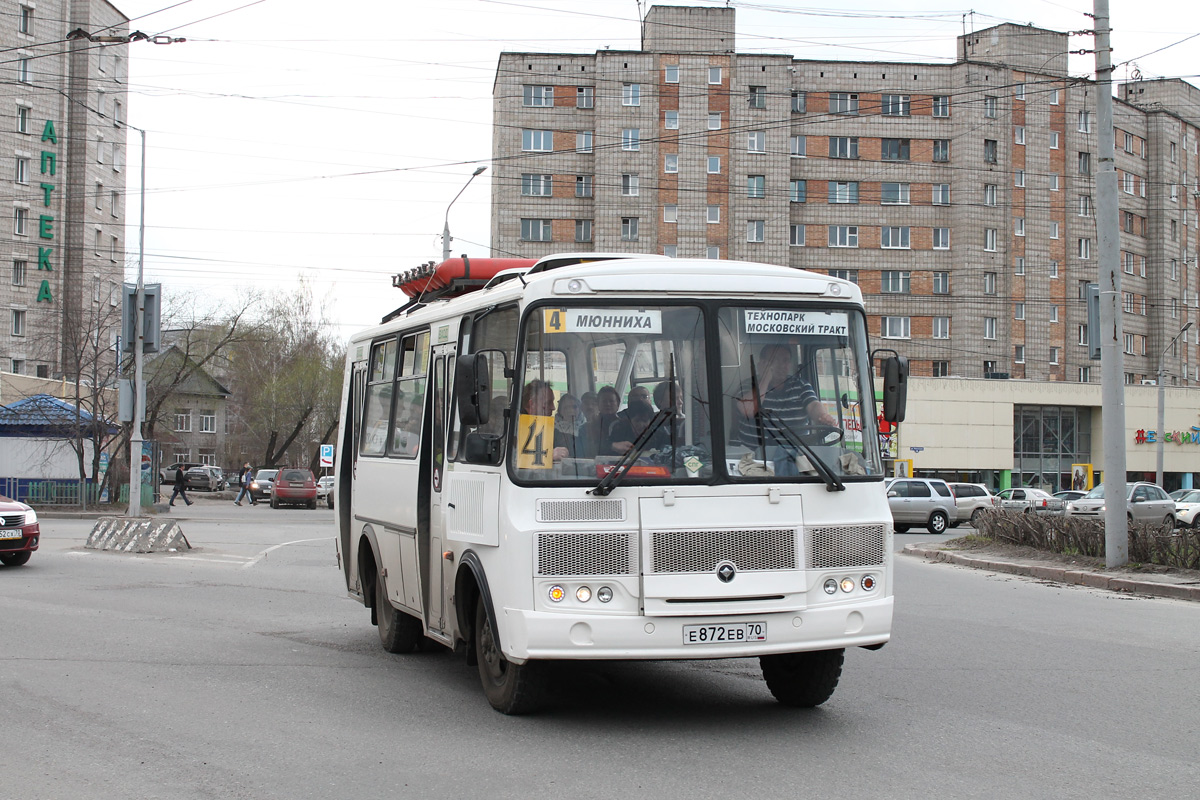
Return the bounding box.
[86,516,191,553]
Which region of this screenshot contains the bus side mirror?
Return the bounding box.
[882,355,908,423]
[456,354,491,426]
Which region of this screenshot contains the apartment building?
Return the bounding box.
[490,5,1200,387]
[3,1,130,381]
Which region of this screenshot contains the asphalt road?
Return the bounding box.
[2,500,1197,799]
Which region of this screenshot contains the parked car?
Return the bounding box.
[1054,490,1086,504]
[947,482,998,527]
[271,468,318,509]
[995,487,1065,515]
[160,461,202,485]
[251,469,278,501]
[1173,489,1200,528]
[1067,482,1176,529]
[886,477,959,534]
[1169,489,1193,501]
[0,494,40,567]
[316,476,334,501]
[185,465,226,492]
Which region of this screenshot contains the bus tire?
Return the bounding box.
[376,570,423,654]
[475,598,542,714]
[760,648,844,708]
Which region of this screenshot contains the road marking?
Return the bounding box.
[169,555,255,565]
[242,537,333,569]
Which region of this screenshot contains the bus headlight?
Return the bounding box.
[823,578,838,595]
[575,586,592,603]
[597,586,613,603]
[840,578,856,593]
[548,585,565,603]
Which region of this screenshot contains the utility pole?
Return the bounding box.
[1093,0,1128,567]
[442,166,486,263]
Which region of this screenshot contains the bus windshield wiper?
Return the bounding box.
[757,409,844,492]
[589,410,674,497]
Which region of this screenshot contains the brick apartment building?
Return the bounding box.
[490,5,1200,387]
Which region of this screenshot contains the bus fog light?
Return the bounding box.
[576,586,592,603]
[861,574,877,591]
[823,579,838,595]
[597,586,613,603]
[840,578,856,593]
[548,585,565,603]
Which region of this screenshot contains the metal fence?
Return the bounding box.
[0,477,156,508]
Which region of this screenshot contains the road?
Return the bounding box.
[2,500,1197,799]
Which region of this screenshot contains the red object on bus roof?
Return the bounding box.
[393,257,536,298]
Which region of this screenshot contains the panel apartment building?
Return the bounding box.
[3,1,129,381]
[491,5,1200,386]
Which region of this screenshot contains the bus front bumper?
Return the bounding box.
[500,595,892,662]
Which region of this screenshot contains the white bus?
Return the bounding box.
[333,254,908,713]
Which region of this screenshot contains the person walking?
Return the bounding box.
[169,465,193,507]
[234,462,257,506]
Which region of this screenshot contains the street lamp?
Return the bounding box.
[1156,321,1192,487]
[442,166,487,263]
[125,124,148,517]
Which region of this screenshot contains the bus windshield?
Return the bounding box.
[513,302,882,484]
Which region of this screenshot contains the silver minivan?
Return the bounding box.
[886,478,959,534]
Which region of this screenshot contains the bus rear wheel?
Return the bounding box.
[376,571,423,654]
[760,648,844,708]
[474,598,543,714]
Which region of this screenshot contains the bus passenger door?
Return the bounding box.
[426,346,454,635]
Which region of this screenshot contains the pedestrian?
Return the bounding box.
[169,464,193,507]
[234,462,257,506]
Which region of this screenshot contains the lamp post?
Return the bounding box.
[126,124,147,517]
[1156,320,1192,488]
[442,166,486,263]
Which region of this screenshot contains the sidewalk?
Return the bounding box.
[903,542,1200,602]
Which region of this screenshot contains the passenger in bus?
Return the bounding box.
[521,379,569,462]
[609,399,670,455]
[554,393,584,456]
[734,343,836,473]
[579,391,599,425]
[578,385,621,457]
[362,384,392,454]
[392,392,423,455]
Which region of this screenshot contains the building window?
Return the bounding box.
[1078,152,1091,175]
[94,181,103,210]
[521,174,552,196]
[933,317,950,339]
[984,95,997,118]
[789,179,806,203]
[881,182,910,205]
[706,246,720,259]
[110,235,118,262]
[520,219,552,242]
[1014,126,1025,145]
[882,94,910,116]
[11,309,26,336]
[791,91,806,113]
[983,139,997,164]
[15,156,30,185]
[198,410,216,434]
[932,272,949,294]
[1078,367,1090,382]
[881,270,910,293]
[708,67,722,84]
[576,86,594,109]
[746,175,765,198]
[933,228,950,249]
[830,92,859,115]
[12,259,27,286]
[14,208,28,236]
[829,181,859,204]
[1015,83,1026,100]
[881,227,910,249]
[17,57,31,83]
[665,65,679,84]
[19,5,33,34]
[707,205,720,223]
[789,224,805,246]
[829,226,858,248]
[932,184,950,205]
[881,138,910,161]
[174,409,192,433]
[984,184,997,206]
[1015,302,1025,320]
[1050,131,1060,149]
[747,131,766,153]
[17,106,30,134]
[1014,257,1025,275]
[522,129,553,152]
[1078,195,1092,216]
[664,154,678,173]
[1014,345,1025,364]
[1048,347,1060,365]
[1077,110,1092,133]
[575,219,592,243]
[1050,221,1059,239]
[881,317,910,339]
[828,269,858,283]
[748,86,767,109]
[746,220,765,242]
[1049,174,1059,191]
[708,113,721,130]
[830,137,859,159]
[984,228,997,251]
[1078,238,1092,259]
[984,318,997,340]
[933,139,950,162]
[1015,218,1025,237]
[663,245,677,257]
[932,361,950,377]
[663,205,677,223]
[790,135,806,157]
[1014,169,1025,188]
[1050,261,1059,278]
[932,95,950,117]
[984,272,997,294]
[621,129,640,151]
[622,83,640,106]
[664,110,679,130]
[621,173,639,196]
[575,175,592,197]
[621,217,639,241]
[707,156,720,174]
[576,131,593,153]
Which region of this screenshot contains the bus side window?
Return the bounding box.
[360,338,398,456]
[453,307,518,465]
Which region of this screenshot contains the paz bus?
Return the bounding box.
[333,253,907,713]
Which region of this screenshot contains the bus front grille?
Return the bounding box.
[806,524,887,569]
[536,498,626,523]
[536,532,637,576]
[648,528,796,574]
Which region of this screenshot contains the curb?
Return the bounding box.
[902,544,1200,602]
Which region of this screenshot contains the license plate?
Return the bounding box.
[0,529,23,539]
[682,621,767,645]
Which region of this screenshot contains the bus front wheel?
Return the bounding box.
[376,570,423,654]
[474,598,543,714]
[760,648,844,708]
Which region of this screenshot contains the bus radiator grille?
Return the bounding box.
[806,525,887,569]
[536,532,637,576]
[536,499,626,523]
[649,529,796,573]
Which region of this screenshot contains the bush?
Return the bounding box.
[974,510,1200,570]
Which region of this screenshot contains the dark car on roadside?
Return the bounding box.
[251,469,278,501]
[271,468,318,509]
[185,465,226,492]
[161,461,202,485]
[0,494,40,567]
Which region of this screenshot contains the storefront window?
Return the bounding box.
[1013,405,1091,492]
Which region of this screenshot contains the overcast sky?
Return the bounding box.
[111,0,1200,336]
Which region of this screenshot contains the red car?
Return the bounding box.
[271,468,318,509]
[0,495,40,566]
